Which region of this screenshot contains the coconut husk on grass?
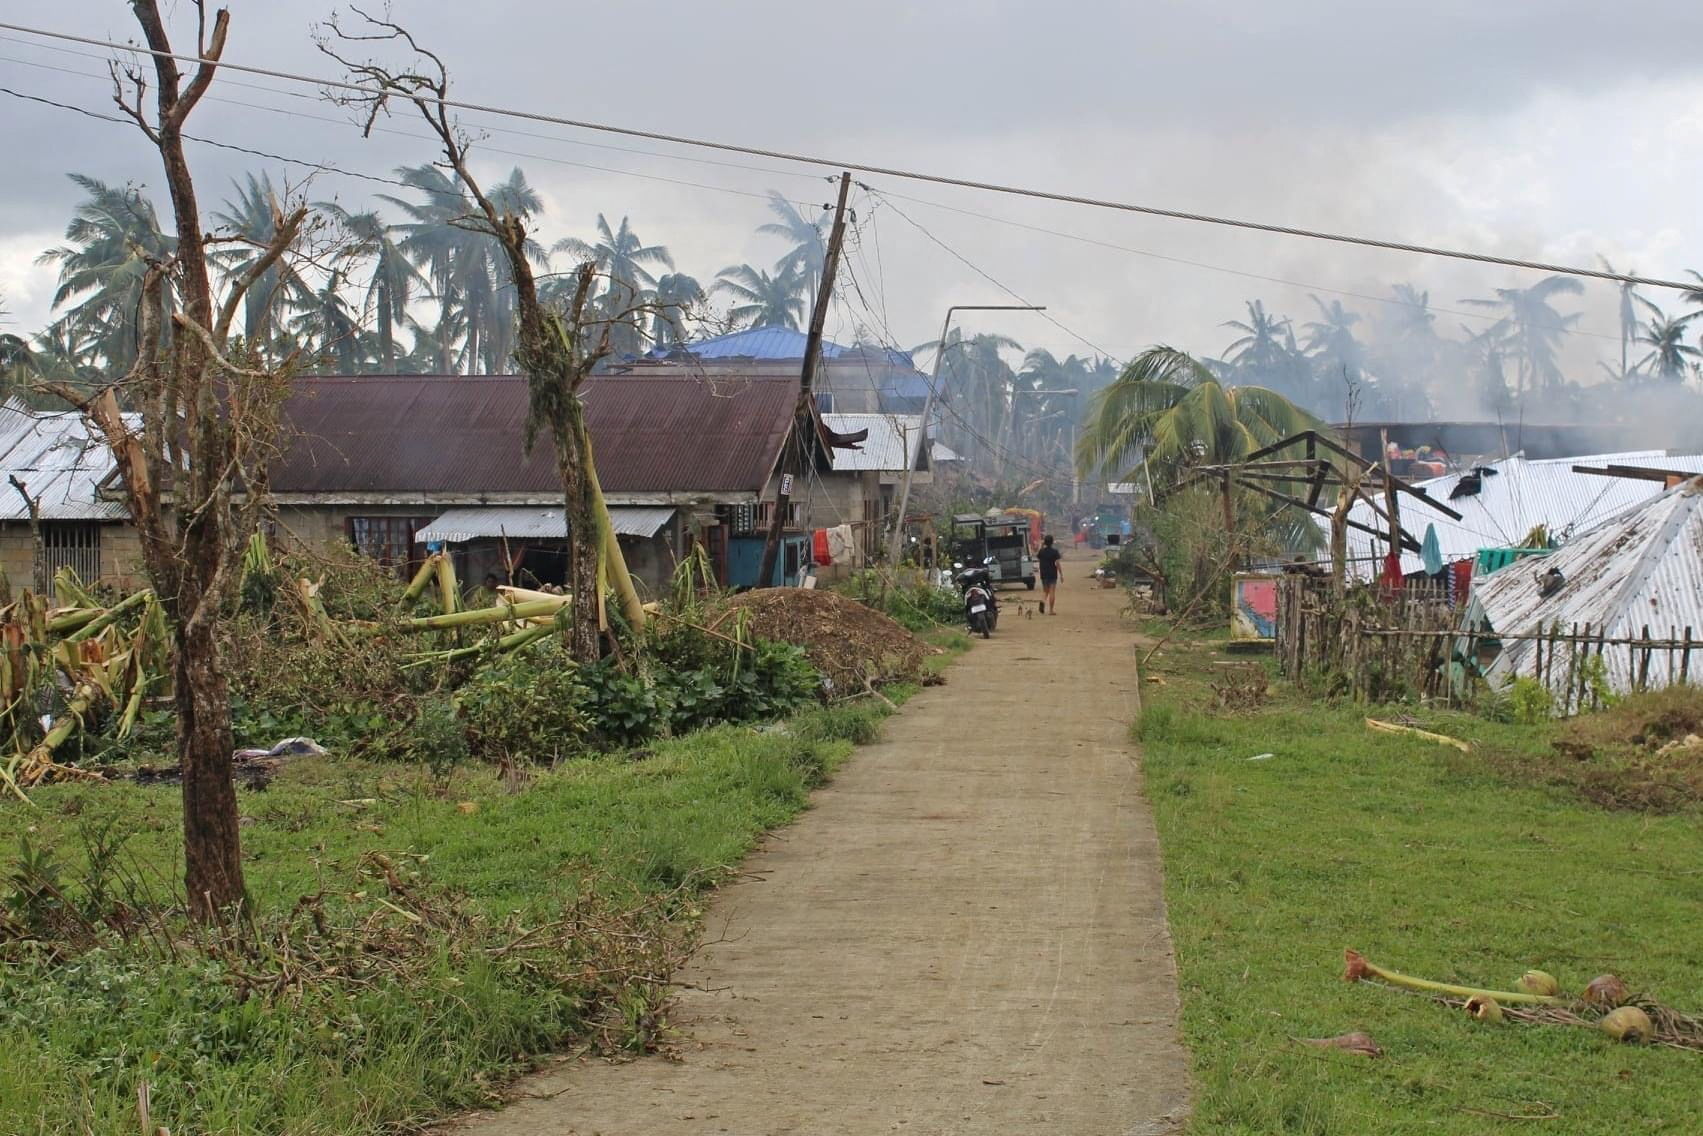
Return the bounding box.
[713,589,933,695]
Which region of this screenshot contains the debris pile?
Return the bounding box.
[1542,686,1703,811]
[715,588,932,695]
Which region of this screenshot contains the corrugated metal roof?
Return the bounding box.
[823,413,924,472]
[0,400,133,521]
[416,505,674,543]
[1468,478,1703,695]
[272,374,799,497]
[1333,451,1703,578]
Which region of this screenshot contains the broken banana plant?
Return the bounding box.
[0,569,169,798]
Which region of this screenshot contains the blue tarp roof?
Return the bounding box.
[649,327,932,405]
[651,326,920,369]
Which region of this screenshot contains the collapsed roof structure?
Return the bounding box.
[1333,451,1703,579]
[1465,477,1703,697]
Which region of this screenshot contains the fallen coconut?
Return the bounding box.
[1465,994,1505,1024]
[1516,970,1561,998]
[1601,1006,1653,1044]
[1584,974,1630,1008]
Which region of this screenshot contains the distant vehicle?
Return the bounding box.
[950,513,1037,589]
[1082,503,1128,549]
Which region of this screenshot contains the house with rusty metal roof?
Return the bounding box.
[266,373,868,591]
[0,399,144,592]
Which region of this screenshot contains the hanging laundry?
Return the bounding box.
[1420,524,1443,576]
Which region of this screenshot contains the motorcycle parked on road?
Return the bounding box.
[954,559,999,639]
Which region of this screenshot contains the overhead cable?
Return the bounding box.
[1,19,1696,293]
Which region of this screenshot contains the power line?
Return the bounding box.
[0,52,828,213]
[3,44,1642,355]
[2,19,1695,294]
[0,81,411,188]
[873,185,1625,345]
[0,32,826,189]
[865,187,1121,365]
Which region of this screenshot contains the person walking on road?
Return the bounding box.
[1038,534,1063,614]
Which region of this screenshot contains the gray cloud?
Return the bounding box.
[2,0,1699,390]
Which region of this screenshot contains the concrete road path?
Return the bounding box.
[451,556,1190,1135]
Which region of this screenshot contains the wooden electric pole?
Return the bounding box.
[757,171,852,587]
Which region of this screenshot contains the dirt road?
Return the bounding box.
[454,558,1189,1135]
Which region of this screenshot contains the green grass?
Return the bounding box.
[0,654,961,1136]
[1137,641,1703,1134]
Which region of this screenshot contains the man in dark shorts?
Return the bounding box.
[1037,534,1062,614]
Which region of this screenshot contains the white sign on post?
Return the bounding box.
[780,473,794,495]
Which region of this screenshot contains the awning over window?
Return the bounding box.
[416,506,675,544]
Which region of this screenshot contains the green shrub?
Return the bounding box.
[1507,676,1554,725]
[403,695,471,778]
[456,643,590,763]
[576,660,669,750]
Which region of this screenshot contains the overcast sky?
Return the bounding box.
[2,1,1700,385]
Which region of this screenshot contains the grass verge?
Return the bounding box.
[0,638,963,1136]
[1137,637,1703,1134]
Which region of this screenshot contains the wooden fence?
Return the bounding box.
[1274,577,1699,714]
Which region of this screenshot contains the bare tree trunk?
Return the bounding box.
[553,408,603,661]
[1330,464,1361,593]
[9,476,45,594]
[123,1,248,920]
[176,616,243,916]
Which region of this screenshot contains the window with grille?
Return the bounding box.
[41,522,102,592]
[753,501,801,530]
[347,516,434,570]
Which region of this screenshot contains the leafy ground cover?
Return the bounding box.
[0,635,964,1136]
[1137,634,1703,1134]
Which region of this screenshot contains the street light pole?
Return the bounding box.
[886,303,1044,568]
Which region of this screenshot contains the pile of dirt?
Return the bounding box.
[1545,687,1703,812]
[714,589,933,695]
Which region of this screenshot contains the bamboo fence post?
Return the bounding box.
[1593,628,1609,710]
[1562,622,1579,717]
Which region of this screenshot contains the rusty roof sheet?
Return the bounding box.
[272,374,800,498]
[0,399,133,521]
[1468,478,1703,695]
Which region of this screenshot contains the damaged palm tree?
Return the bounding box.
[321,13,644,664]
[32,2,315,921]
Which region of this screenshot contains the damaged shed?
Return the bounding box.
[1465,477,1703,699]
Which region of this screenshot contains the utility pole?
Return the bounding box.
[758,171,851,587]
[885,303,1044,568]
